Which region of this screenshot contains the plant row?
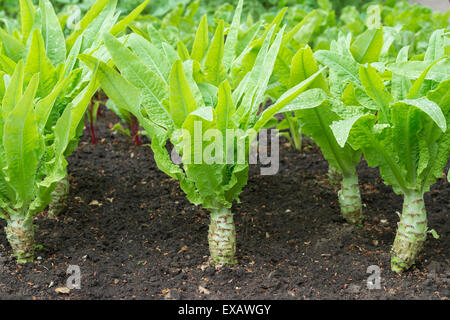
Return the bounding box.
[0,0,448,275]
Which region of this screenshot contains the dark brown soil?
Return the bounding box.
[0,110,449,300]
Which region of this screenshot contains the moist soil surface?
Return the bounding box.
[0,109,449,300]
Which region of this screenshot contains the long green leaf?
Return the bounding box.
[223,0,243,71]
[40,0,66,65]
[359,64,392,121]
[103,33,172,129]
[169,60,197,127]
[3,74,40,205]
[191,15,209,62]
[0,30,27,63]
[350,28,383,63]
[19,0,35,44]
[2,61,24,118]
[204,20,225,86]
[253,68,325,133]
[110,0,150,36]
[24,29,57,98]
[66,0,109,51]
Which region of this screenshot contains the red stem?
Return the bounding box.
[85,97,98,145]
[130,115,142,146]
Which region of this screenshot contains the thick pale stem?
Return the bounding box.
[338,173,363,226]
[391,192,427,273]
[208,207,236,265]
[48,174,70,218]
[5,217,35,264]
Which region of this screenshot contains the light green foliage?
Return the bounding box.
[265,30,375,225]
[0,61,99,262]
[327,30,449,272]
[0,0,446,271]
[81,3,273,210]
[0,0,147,263]
[81,1,323,264]
[331,30,449,196]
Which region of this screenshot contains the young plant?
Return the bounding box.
[328,29,449,272]
[106,99,143,145]
[309,26,392,226]
[270,27,387,226]
[275,112,303,151]
[81,0,324,265]
[0,0,149,218]
[281,42,365,226]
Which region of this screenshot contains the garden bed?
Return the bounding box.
[0,110,448,300]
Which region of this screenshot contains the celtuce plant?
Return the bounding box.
[262,8,389,226]
[291,9,398,226]
[312,27,388,226]
[329,29,449,272]
[0,61,99,263]
[269,30,385,226]
[0,0,148,219]
[284,43,365,226]
[81,0,324,266]
[0,0,147,263]
[308,5,448,228]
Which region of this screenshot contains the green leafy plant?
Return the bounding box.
[0,61,99,263]
[0,0,149,219]
[307,26,394,226]
[280,43,364,226]
[327,29,449,272]
[81,0,324,266]
[270,0,448,226]
[0,0,148,263]
[264,27,386,226]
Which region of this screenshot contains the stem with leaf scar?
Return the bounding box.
[48,173,70,218]
[4,215,35,264]
[338,173,363,226]
[208,207,237,266]
[391,192,428,273]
